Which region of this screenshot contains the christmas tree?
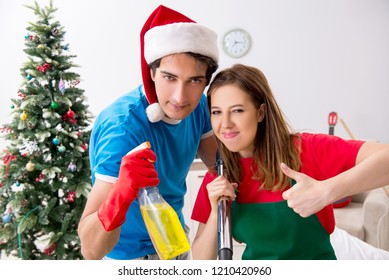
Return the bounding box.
[0,1,92,259]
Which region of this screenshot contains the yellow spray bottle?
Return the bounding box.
[130,142,190,260]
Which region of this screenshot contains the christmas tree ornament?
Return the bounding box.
[66,108,75,118]
[19,138,39,156]
[26,160,35,172]
[63,108,77,124]
[50,101,58,109]
[67,162,77,172]
[58,79,65,94]
[67,191,76,203]
[51,28,59,36]
[16,181,21,186]
[10,104,15,109]
[36,63,51,74]
[52,137,60,145]
[58,145,66,153]
[21,199,29,207]
[27,122,35,129]
[3,151,17,178]
[20,111,28,121]
[69,80,80,87]
[18,91,27,99]
[35,173,46,182]
[26,74,32,80]
[0,126,13,133]
[2,213,13,224]
[37,44,45,49]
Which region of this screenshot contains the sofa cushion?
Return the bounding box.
[334,202,364,240]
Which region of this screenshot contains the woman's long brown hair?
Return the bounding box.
[207,64,301,191]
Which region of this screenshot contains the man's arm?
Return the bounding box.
[78,146,159,259]
[77,179,121,260]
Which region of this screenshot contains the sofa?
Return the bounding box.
[334,185,389,251]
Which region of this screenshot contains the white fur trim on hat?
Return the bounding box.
[144,22,219,64]
[146,103,165,123]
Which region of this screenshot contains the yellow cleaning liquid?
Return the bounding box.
[140,203,190,260]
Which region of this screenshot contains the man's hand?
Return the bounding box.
[98,146,160,231]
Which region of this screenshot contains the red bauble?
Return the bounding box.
[66,109,75,118]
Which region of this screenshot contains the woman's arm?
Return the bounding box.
[191,176,237,259]
[191,215,219,259]
[282,142,389,217]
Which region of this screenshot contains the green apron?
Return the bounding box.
[231,195,336,260]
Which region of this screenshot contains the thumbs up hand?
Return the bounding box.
[281,163,330,217]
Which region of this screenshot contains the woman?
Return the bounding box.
[191,64,389,260]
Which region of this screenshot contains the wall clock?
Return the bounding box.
[222,28,252,58]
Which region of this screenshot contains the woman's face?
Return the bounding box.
[210,84,264,158]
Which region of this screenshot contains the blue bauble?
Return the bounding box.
[52,137,60,145]
[2,214,12,224]
[58,145,66,153]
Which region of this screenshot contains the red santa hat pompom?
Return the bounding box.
[140,5,219,122]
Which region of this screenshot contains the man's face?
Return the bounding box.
[151,53,208,121]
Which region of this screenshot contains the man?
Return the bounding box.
[77,5,219,260]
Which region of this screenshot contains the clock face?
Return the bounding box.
[222,28,251,58]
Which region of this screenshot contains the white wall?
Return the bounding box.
[1,0,388,151]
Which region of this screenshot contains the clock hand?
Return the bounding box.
[232,41,244,47]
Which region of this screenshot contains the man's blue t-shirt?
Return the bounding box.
[89,85,213,259]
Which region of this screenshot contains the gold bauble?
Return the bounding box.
[20,111,28,121]
[26,161,35,172]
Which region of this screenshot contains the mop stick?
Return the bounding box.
[339,118,355,140]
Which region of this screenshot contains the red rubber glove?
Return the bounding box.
[98,146,160,231]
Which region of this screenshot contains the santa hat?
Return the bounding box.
[140,5,219,122]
